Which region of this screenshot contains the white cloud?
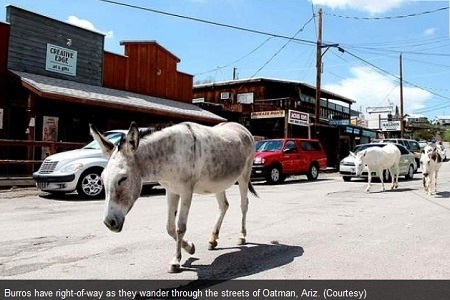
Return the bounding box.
[424,27,437,36]
[310,0,408,14]
[66,16,113,39]
[323,66,432,114]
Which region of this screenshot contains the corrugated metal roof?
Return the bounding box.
[11,70,226,123]
[194,77,356,104]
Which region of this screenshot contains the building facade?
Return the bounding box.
[193,78,378,167]
[0,6,224,175]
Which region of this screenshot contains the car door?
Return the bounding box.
[282,140,299,174]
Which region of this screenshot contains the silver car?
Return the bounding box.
[339,143,416,182]
[32,129,156,198]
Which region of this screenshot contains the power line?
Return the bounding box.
[195,37,273,76]
[97,0,317,46]
[325,6,449,20]
[250,15,315,78]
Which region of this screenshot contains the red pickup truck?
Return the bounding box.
[252,138,328,184]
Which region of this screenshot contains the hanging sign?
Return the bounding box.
[287,110,309,126]
[381,120,401,131]
[45,43,77,76]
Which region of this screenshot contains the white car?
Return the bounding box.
[339,143,416,182]
[33,129,156,198]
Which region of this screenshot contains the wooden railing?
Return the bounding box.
[0,140,85,174]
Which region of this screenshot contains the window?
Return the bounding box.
[220,92,230,100]
[284,141,298,152]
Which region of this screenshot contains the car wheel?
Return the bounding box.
[343,176,351,182]
[76,168,104,198]
[266,165,284,184]
[307,164,319,181]
[405,164,414,180]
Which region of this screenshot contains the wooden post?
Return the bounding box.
[399,53,404,138]
[26,94,36,173]
[315,8,323,138]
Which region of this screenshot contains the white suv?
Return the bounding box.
[33,130,152,198]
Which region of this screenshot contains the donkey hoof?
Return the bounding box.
[187,242,195,255]
[208,240,218,250]
[237,238,246,245]
[168,264,181,273]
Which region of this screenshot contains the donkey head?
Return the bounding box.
[420,146,437,178]
[90,122,143,232]
[350,150,366,177]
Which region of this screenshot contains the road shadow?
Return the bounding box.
[435,191,450,198]
[136,241,303,299]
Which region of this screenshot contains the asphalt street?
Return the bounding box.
[0,162,449,280]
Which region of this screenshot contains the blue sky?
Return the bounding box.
[2,0,450,120]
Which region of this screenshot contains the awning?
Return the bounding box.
[10,70,226,124]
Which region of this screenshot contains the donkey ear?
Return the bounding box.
[124,121,140,154]
[89,124,114,158]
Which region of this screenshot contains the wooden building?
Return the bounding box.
[193,78,377,167]
[0,6,224,176]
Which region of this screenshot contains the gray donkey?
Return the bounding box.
[90,121,257,273]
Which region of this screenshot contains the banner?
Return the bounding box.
[42,116,59,159]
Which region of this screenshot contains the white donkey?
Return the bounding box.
[351,143,401,192]
[90,121,257,273]
[420,145,443,195]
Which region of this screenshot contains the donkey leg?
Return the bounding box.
[166,192,195,255]
[434,171,439,193]
[208,191,229,250]
[379,169,385,191]
[366,169,372,192]
[394,164,399,189]
[237,176,250,245]
[167,191,194,273]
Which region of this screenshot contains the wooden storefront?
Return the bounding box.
[0,6,224,176]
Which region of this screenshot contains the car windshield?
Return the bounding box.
[83,132,124,149]
[353,144,384,154]
[255,140,283,152]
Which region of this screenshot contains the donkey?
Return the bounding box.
[351,143,401,192]
[90,121,257,273]
[420,145,443,195]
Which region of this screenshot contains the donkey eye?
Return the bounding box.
[118,177,128,185]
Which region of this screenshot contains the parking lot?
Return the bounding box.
[0,162,449,280]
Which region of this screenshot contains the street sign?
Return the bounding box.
[381,120,401,131]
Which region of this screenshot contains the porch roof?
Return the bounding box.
[11,70,226,124]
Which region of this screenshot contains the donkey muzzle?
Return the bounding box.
[104,215,124,232]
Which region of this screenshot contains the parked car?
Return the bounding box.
[33,129,156,198]
[339,143,416,182]
[251,138,327,184]
[379,138,421,171]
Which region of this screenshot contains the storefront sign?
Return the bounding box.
[45,43,77,76]
[192,97,204,104]
[287,110,309,126]
[329,119,350,126]
[251,110,285,119]
[381,120,401,131]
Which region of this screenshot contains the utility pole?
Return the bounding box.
[399,54,404,138]
[315,8,323,138]
[233,67,238,80]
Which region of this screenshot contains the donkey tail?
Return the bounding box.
[248,181,258,197]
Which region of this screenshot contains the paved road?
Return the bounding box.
[0,163,449,280]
